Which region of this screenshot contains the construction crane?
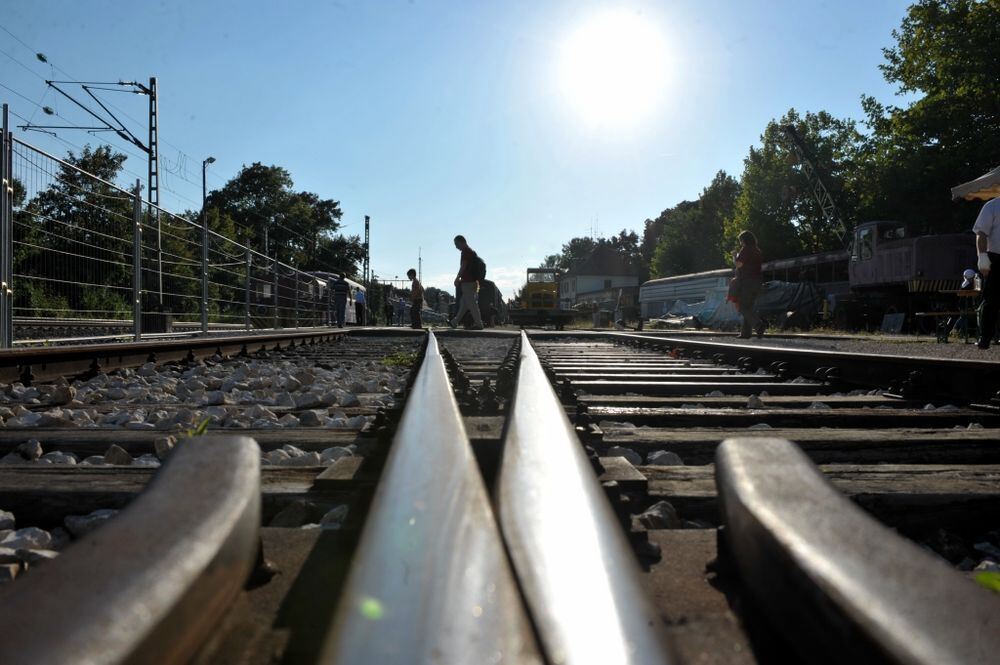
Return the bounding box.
[782,124,851,249]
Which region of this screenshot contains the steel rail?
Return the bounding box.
[715,437,1000,665]
[598,331,1000,401]
[0,435,261,665]
[496,331,675,665]
[0,327,352,384]
[320,332,541,664]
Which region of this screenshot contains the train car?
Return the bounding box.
[639,222,977,331]
[310,271,366,325]
[509,268,574,329]
[847,221,974,300]
[638,268,733,320]
[249,268,330,328]
[762,249,850,298]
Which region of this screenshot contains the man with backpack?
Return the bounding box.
[450,234,485,330]
[330,273,350,328]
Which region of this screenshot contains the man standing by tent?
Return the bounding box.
[331,273,350,329]
[449,235,484,330]
[974,195,1000,349]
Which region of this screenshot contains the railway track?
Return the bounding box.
[0,329,998,663]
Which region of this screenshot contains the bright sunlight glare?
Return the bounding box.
[557,10,671,130]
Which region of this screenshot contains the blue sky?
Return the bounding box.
[2,0,911,294]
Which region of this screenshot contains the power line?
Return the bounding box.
[2,27,229,190]
[2,29,354,241]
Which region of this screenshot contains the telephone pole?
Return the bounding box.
[418,247,422,282]
[20,77,163,300]
[363,215,370,286]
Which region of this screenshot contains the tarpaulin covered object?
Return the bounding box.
[650,281,823,329]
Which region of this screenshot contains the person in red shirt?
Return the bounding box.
[734,230,764,339]
[450,235,484,329]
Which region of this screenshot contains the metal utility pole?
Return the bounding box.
[782,124,850,248]
[19,77,163,299]
[418,247,422,282]
[132,180,143,341]
[0,105,13,349]
[147,77,162,304]
[363,215,370,286]
[201,156,215,334]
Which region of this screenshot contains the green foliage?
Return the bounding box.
[206,162,363,273]
[854,0,1000,233]
[724,110,862,261]
[80,287,129,319]
[975,571,1000,594]
[543,230,643,278]
[423,286,445,310]
[178,418,212,439]
[18,282,70,317]
[15,145,134,318]
[382,351,419,368]
[544,236,597,270]
[650,171,739,277]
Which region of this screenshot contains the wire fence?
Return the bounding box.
[0,114,345,346]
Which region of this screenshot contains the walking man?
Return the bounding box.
[408,268,424,329]
[354,288,366,326]
[974,195,1000,349]
[450,235,484,329]
[331,273,350,328]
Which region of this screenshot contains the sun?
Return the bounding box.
[557,10,670,130]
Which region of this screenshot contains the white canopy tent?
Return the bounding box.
[952,165,1000,201]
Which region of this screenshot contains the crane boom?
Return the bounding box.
[782,124,850,248]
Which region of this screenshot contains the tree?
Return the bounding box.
[423,286,446,311]
[606,229,643,277]
[543,236,598,271]
[16,145,133,317]
[724,109,862,260]
[854,0,1000,233]
[649,171,740,278]
[206,162,362,273]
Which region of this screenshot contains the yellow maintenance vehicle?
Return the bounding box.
[509,268,575,330]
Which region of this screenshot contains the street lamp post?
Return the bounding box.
[201,156,215,334]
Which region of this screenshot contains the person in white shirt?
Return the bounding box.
[973,197,1000,349]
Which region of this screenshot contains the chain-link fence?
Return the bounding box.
[0,111,344,345]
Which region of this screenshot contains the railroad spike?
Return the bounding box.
[583,445,604,474]
[19,364,35,387]
[559,378,575,402]
[84,358,102,380]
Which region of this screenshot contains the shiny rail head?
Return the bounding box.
[0,435,262,665]
[321,331,541,665]
[715,437,1000,665]
[493,331,676,665]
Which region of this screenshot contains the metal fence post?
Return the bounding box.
[272,256,279,330]
[1,105,14,349]
[132,180,143,341]
[244,246,251,331]
[200,211,208,334]
[293,266,299,328]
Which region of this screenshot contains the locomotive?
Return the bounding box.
[509,268,575,329]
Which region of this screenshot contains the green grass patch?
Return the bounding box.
[975,571,1000,594]
[382,351,419,368]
